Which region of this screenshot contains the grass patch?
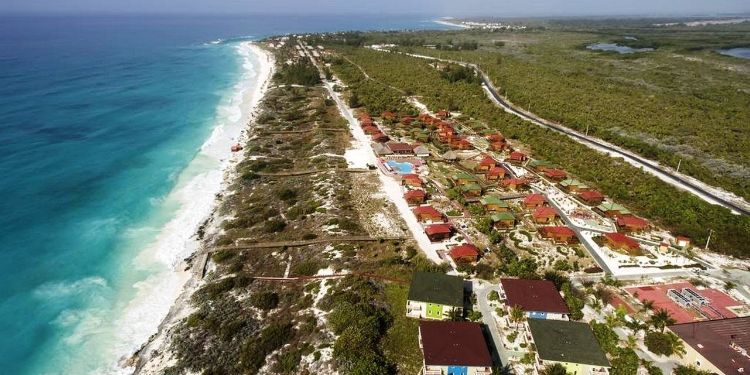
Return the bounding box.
[380,283,422,374]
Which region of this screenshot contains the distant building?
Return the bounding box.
[407,272,464,320]
[500,278,569,320]
[480,195,509,212]
[413,205,445,223]
[577,190,605,205]
[540,226,577,244]
[424,223,454,242]
[402,174,423,188]
[559,178,589,193]
[449,244,480,263]
[596,202,631,218]
[386,142,415,155]
[523,193,547,209]
[419,321,493,375]
[533,206,558,224]
[501,178,528,190]
[527,319,610,374]
[485,166,506,181]
[603,232,641,255]
[507,151,527,163]
[544,169,568,181]
[675,236,691,248]
[404,189,427,205]
[491,211,516,229]
[669,317,750,375]
[615,215,649,232]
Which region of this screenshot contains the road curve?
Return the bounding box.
[372,48,750,216]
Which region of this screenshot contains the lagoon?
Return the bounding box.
[587,43,654,54]
[718,47,750,59]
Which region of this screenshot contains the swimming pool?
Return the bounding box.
[386,160,414,174]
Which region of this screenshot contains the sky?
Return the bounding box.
[1,0,748,17]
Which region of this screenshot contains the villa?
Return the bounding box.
[501,178,528,190]
[491,211,516,229]
[527,319,610,375]
[596,202,631,218]
[425,224,454,242]
[478,156,496,171]
[533,206,558,224]
[615,215,649,232]
[559,178,589,193]
[528,159,552,172]
[460,183,482,198]
[404,189,427,205]
[451,172,479,186]
[500,278,569,320]
[402,174,423,188]
[386,142,415,155]
[540,226,577,244]
[485,166,506,180]
[577,190,605,205]
[544,169,568,181]
[406,272,464,320]
[413,205,445,223]
[603,232,641,254]
[419,321,493,375]
[523,193,546,209]
[449,244,480,263]
[480,195,509,212]
[507,151,527,163]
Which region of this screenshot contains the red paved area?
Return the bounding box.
[625,282,743,323]
[609,294,636,314]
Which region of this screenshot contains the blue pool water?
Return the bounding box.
[0,14,456,375]
[387,160,415,174]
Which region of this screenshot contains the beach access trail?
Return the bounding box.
[369,46,750,216]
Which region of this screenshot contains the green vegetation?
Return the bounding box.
[644,331,685,357]
[274,60,321,86]
[324,40,750,257]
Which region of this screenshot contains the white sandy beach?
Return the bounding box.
[118,41,275,375]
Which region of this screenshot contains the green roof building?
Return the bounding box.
[406,272,465,320]
[559,178,589,192]
[480,195,509,211]
[596,202,631,216]
[451,172,479,186]
[491,211,516,228]
[528,319,610,373]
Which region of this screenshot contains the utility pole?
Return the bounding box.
[676,159,682,173]
[585,124,590,136]
[705,229,713,251]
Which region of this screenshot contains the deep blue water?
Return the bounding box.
[0,14,453,374]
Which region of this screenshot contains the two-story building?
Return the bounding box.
[419,321,493,375]
[407,272,465,320]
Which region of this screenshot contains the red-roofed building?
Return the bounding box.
[424,224,454,242]
[540,226,577,244]
[488,141,506,152]
[544,169,568,181]
[485,166,506,181]
[616,215,649,232]
[507,151,527,163]
[435,110,451,119]
[533,206,558,224]
[675,236,691,248]
[668,317,750,375]
[419,321,493,375]
[478,156,496,171]
[404,189,426,205]
[501,178,528,190]
[413,205,445,223]
[500,278,570,319]
[362,125,380,135]
[402,174,423,188]
[523,194,546,209]
[360,118,374,127]
[381,111,396,121]
[450,138,472,150]
[577,190,605,205]
[486,133,505,143]
[449,244,480,263]
[372,132,390,143]
[400,116,414,125]
[604,232,641,255]
[387,142,414,155]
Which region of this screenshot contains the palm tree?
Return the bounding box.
[540,363,568,375]
[667,331,686,358]
[641,299,654,312]
[649,309,676,333]
[509,305,525,328]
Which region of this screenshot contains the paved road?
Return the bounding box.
[472,280,511,367]
[371,47,749,216]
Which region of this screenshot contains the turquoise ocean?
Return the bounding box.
[0,14,453,374]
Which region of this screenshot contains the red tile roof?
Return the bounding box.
[424,223,453,236]
[616,215,649,229]
[404,189,426,200]
[544,169,567,179]
[419,321,492,367]
[501,278,570,314]
[502,178,528,187]
[479,156,497,167]
[486,166,506,177]
[412,205,443,220]
[387,142,414,153]
[578,190,604,201]
[533,206,558,219]
[604,232,640,250]
[449,244,480,261]
[509,151,526,161]
[541,226,575,238]
[524,193,546,205]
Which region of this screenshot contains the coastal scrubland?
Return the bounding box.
[318,37,750,258]
[314,22,750,200]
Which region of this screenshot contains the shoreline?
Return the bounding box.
[123,41,275,374]
[433,18,471,29]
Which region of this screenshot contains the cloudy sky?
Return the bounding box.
[1,0,748,16]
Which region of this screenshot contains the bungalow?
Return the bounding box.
[400,116,415,125]
[527,159,552,172]
[362,125,380,135]
[435,109,451,119]
[485,166,506,181]
[480,195,509,212]
[373,143,394,156]
[507,151,527,164]
[527,319,611,374]
[450,138,473,150]
[559,178,589,193]
[402,174,423,188]
[449,244,480,263]
[404,189,427,205]
[387,142,414,155]
[603,232,641,255]
[540,226,577,244]
[491,212,516,229]
[425,223,454,242]
[460,183,482,198]
[675,236,691,248]
[615,215,649,232]
[486,133,505,143]
[358,112,371,121]
[523,193,546,209]
[500,278,569,320]
[372,132,390,143]
[478,156,496,171]
[544,169,568,181]
[501,178,528,190]
[407,272,464,320]
[419,321,493,375]
[413,144,431,157]
[577,190,605,205]
[451,172,479,186]
[533,206,558,224]
[413,205,445,223]
[488,141,506,152]
[381,111,397,121]
[596,202,631,218]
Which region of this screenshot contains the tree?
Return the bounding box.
[649,309,676,333]
[641,299,654,312]
[673,366,713,375]
[540,363,568,375]
[644,331,674,356]
[509,305,525,328]
[610,348,639,375]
